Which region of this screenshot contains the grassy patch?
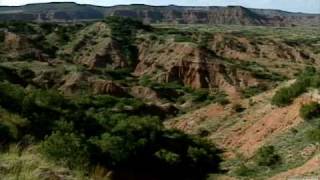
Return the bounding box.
[241,85,268,98]
[272,68,320,107]
[229,121,319,179]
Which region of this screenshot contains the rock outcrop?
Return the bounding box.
[135,41,261,98]
[78,39,127,70]
[60,22,127,70]
[4,32,30,50]
[89,79,126,96]
[58,72,126,96]
[208,33,318,63]
[1,3,319,26]
[130,86,161,102]
[2,31,47,61]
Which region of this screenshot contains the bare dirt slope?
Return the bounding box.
[166,80,311,156]
[270,154,320,180]
[167,79,320,178]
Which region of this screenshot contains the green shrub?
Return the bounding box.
[174,34,194,43]
[151,81,185,101]
[0,31,4,42]
[232,104,246,113]
[0,66,223,178]
[197,127,210,137]
[91,116,222,178]
[139,75,154,87]
[234,164,255,177]
[300,102,320,120]
[193,90,230,105]
[105,16,151,34]
[271,81,306,107]
[149,34,157,41]
[96,95,119,107]
[310,75,320,88]
[307,128,320,142]
[41,131,90,169]
[197,32,211,49]
[214,94,230,105]
[22,90,67,138]
[22,89,66,111]
[272,69,320,107]
[115,98,144,110]
[272,77,312,107]
[242,85,268,98]
[183,138,222,176]
[0,108,29,141]
[17,67,35,80]
[0,123,12,145]
[191,89,211,102]
[53,120,75,133]
[91,116,162,166]
[40,23,56,33]
[211,91,230,105]
[104,16,151,66]
[255,146,281,167]
[0,82,25,112]
[104,68,132,80]
[155,149,181,165]
[5,22,36,34]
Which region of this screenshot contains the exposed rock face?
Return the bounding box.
[1,3,319,26]
[135,41,260,98]
[143,103,179,118]
[58,72,87,95]
[32,69,64,89]
[78,39,127,70]
[107,5,270,25]
[165,60,258,89]
[58,72,126,96]
[61,22,127,70]
[208,33,318,63]
[4,32,29,50]
[6,20,314,100]
[130,86,161,102]
[2,31,46,61]
[133,31,318,99]
[89,79,126,96]
[165,82,310,157]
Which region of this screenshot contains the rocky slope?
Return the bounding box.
[166,80,320,179]
[0,18,320,179]
[0,2,319,26]
[1,20,318,100]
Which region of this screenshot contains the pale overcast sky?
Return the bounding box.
[0,0,319,13]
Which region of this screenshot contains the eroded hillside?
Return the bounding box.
[1,2,320,26]
[167,76,320,179]
[0,17,320,179]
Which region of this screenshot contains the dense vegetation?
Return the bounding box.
[0,79,222,179]
[0,19,225,179]
[139,76,229,105]
[241,85,268,98]
[300,102,320,120]
[1,16,320,180]
[104,16,151,67]
[255,146,281,167]
[272,68,320,107]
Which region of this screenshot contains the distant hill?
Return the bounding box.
[0,2,319,26]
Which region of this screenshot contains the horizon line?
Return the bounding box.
[0,1,319,15]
